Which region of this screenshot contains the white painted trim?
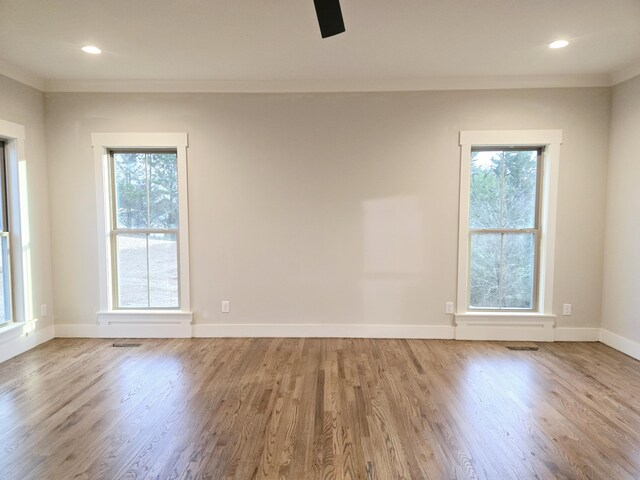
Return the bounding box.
[456,130,562,316]
[55,323,190,338]
[0,59,45,91]
[537,141,561,314]
[192,323,456,339]
[91,133,192,316]
[42,74,612,94]
[90,133,188,149]
[97,310,192,325]
[455,313,556,320]
[610,60,640,86]
[56,323,455,339]
[455,318,556,342]
[599,329,640,361]
[0,324,54,363]
[44,324,640,357]
[0,119,26,141]
[554,327,600,342]
[54,324,101,338]
[459,130,563,147]
[103,324,191,338]
[0,119,31,331]
[0,322,23,342]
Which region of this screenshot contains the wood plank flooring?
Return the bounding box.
[1,338,640,479]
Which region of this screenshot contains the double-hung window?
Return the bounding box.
[468,147,541,310]
[457,130,562,319]
[110,150,179,309]
[0,118,30,342]
[92,133,191,322]
[0,141,12,325]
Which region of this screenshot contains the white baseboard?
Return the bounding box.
[0,324,55,363]
[53,322,604,342]
[54,324,101,337]
[55,323,191,338]
[192,323,456,339]
[599,329,640,361]
[554,327,601,342]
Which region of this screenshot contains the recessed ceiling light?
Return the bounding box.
[549,40,569,49]
[81,45,102,55]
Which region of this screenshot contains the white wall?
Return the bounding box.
[45,88,610,331]
[0,74,55,346]
[602,75,640,344]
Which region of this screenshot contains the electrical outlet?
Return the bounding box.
[41,304,47,317]
[562,304,572,316]
[445,301,454,314]
[221,301,230,313]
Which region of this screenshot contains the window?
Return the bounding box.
[0,118,30,340]
[469,147,541,310]
[0,141,12,324]
[457,130,562,318]
[110,150,179,309]
[92,133,191,321]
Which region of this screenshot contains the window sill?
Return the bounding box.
[0,322,23,343]
[97,310,192,326]
[0,321,38,343]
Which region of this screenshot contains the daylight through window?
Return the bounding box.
[0,141,11,324]
[468,147,541,310]
[110,150,180,309]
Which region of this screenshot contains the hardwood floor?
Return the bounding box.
[1,338,640,479]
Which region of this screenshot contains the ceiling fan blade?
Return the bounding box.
[313,0,346,38]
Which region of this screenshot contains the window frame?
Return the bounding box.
[467,146,543,312]
[92,133,191,324]
[457,130,562,318]
[108,149,182,310]
[0,141,14,324]
[0,118,33,345]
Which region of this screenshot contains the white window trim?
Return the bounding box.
[92,133,192,324]
[0,118,36,343]
[456,130,562,323]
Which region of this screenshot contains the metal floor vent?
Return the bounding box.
[113,343,142,348]
[507,346,539,351]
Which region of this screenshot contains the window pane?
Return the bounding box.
[469,233,501,308]
[117,233,149,308]
[470,149,538,229]
[469,232,535,309]
[0,236,11,324]
[503,150,538,229]
[148,153,179,229]
[470,151,502,229]
[148,233,178,307]
[114,153,148,229]
[502,233,535,308]
[0,143,6,232]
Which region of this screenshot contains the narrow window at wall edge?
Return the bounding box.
[0,141,13,325]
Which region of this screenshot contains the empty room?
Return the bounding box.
[1,0,640,478]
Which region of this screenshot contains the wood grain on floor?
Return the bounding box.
[1,338,639,479]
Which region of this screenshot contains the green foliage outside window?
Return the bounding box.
[469,149,539,309]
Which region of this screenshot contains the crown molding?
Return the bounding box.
[44,74,611,94]
[0,58,45,91]
[0,52,623,94]
[610,60,640,86]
